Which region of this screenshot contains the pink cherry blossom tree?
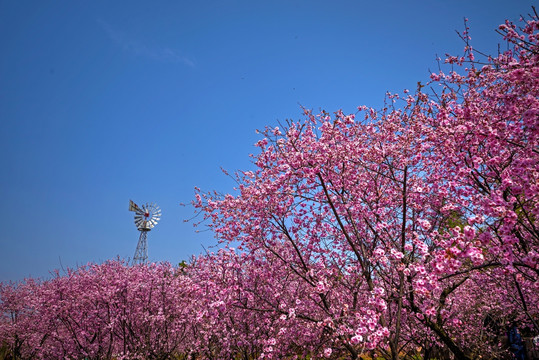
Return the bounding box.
[0,260,199,359]
[193,11,538,359]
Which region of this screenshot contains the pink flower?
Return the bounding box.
[350,335,363,345]
[324,348,333,357]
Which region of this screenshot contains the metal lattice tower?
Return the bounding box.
[133,230,149,265]
[129,200,161,265]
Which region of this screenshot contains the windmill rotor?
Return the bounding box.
[130,201,161,230]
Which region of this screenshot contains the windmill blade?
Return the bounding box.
[147,205,156,216]
[141,203,148,213]
[131,201,161,230]
[153,209,161,220]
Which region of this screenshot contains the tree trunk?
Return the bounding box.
[424,318,473,360]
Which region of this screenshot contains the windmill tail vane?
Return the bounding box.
[129,200,141,213]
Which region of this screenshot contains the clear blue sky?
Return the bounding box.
[0,1,533,281]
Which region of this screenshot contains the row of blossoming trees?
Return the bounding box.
[1,13,538,360]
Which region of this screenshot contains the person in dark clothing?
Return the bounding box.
[508,322,526,360]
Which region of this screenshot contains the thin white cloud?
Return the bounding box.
[97,19,195,67]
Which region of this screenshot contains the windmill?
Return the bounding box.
[128,200,161,265]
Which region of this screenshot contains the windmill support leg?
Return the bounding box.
[133,230,149,265]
